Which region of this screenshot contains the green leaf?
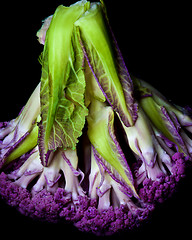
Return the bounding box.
[87,99,138,197]
[6,125,39,164]
[75,3,137,127]
[39,3,88,166]
[84,59,106,107]
[134,78,188,154]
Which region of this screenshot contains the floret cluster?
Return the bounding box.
[0,171,152,234]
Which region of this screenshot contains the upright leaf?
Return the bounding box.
[134,78,188,155]
[87,99,138,197]
[39,3,88,166]
[75,3,137,127]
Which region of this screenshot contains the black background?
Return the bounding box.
[1,0,192,239]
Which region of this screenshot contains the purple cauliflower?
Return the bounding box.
[0,0,192,236]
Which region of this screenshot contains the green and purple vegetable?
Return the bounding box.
[0,0,191,235]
